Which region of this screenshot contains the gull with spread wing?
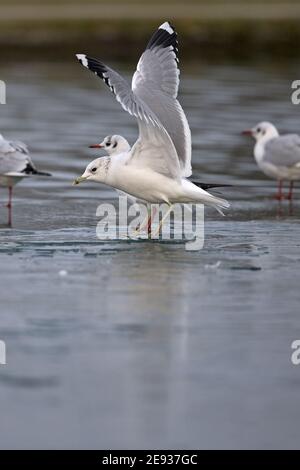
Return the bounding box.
[74,22,230,221]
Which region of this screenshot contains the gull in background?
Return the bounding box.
[89,135,131,155]
[74,22,229,227]
[0,133,51,225]
[243,122,300,201]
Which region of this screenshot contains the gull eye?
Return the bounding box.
[91,167,97,173]
[106,142,111,147]
[112,142,117,148]
[257,127,261,133]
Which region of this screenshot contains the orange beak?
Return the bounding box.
[89,144,103,149]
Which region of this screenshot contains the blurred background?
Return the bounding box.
[1,0,300,61]
[1,0,300,451]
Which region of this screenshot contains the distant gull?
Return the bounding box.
[242,122,300,201]
[74,21,230,223]
[0,133,51,225]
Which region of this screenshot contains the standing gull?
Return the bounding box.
[89,135,232,191]
[74,22,229,217]
[242,122,300,200]
[0,133,51,225]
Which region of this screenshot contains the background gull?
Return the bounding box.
[75,22,229,219]
[242,121,300,201]
[0,133,51,225]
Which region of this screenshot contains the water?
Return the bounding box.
[0,59,300,449]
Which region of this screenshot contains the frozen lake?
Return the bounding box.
[0,58,300,449]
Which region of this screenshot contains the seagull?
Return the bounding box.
[0,133,51,225]
[89,135,131,155]
[74,22,229,221]
[89,134,231,191]
[88,133,230,234]
[242,122,300,201]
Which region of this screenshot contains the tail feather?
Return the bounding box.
[197,191,230,215]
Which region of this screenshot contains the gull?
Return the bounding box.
[89,135,131,155]
[89,133,230,234]
[74,22,230,224]
[242,122,300,201]
[0,133,51,225]
[89,134,231,191]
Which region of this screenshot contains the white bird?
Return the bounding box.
[74,22,229,218]
[89,135,131,155]
[0,133,51,225]
[242,121,300,201]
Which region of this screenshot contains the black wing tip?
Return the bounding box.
[192,181,233,190]
[36,171,52,177]
[147,21,177,50]
[22,163,52,177]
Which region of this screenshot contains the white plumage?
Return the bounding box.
[0,133,51,225]
[75,22,229,215]
[243,121,300,200]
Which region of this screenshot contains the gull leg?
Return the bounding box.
[133,213,149,237]
[147,206,157,237]
[152,204,173,238]
[275,180,284,200]
[6,186,13,226]
[287,181,294,201]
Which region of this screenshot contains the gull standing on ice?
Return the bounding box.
[74,22,230,218]
[89,134,231,191]
[242,122,300,201]
[0,133,51,225]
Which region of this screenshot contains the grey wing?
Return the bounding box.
[76,33,183,180]
[132,22,192,177]
[0,150,29,175]
[128,119,181,181]
[8,140,29,155]
[76,55,161,127]
[76,22,191,177]
[265,135,300,167]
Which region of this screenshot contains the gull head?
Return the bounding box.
[242,122,279,142]
[89,135,130,156]
[73,157,109,185]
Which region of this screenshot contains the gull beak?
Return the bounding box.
[73,175,88,185]
[241,129,253,136]
[89,143,103,149]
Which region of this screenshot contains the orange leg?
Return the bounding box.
[274,180,284,200]
[147,207,157,236]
